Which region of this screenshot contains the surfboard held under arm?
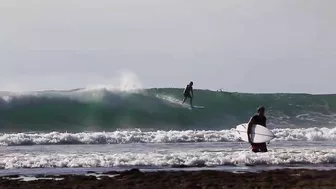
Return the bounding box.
[235,123,275,143]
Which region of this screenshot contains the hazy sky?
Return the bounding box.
[0,0,335,93]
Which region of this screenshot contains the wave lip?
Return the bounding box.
[0,127,335,146]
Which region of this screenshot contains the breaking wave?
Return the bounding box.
[0,127,335,146]
[0,87,336,132]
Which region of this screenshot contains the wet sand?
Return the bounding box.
[0,168,335,189]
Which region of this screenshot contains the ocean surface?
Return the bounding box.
[0,88,335,175]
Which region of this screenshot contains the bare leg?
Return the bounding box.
[182,97,187,104]
[190,97,193,107]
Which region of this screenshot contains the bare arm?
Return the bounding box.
[247,117,255,144]
[191,88,194,97]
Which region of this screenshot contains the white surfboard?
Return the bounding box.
[192,105,204,109]
[236,123,275,143]
[188,105,204,110]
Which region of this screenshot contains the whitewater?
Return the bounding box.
[0,78,335,173]
[0,128,335,146]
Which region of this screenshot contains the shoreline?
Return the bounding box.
[1,164,336,177]
[1,169,335,189]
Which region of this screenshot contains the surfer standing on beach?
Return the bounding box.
[182,81,194,107]
[247,106,268,153]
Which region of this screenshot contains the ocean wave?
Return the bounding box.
[0,127,335,146]
[0,148,335,169]
[0,88,336,131]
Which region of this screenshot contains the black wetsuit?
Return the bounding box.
[252,115,266,126]
[183,85,193,98]
[251,115,268,152]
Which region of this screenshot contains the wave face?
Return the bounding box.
[0,88,336,132]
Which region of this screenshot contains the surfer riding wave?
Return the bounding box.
[182,81,194,107]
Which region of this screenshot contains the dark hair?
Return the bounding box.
[257,106,265,112]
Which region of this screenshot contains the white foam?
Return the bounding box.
[1,96,13,102]
[0,70,144,104]
[0,127,335,146]
[85,173,118,180]
[3,176,64,181]
[0,130,236,146]
[272,127,336,141]
[0,148,334,169]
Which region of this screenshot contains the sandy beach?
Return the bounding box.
[0,169,335,189]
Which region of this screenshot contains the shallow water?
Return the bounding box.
[0,141,335,176]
